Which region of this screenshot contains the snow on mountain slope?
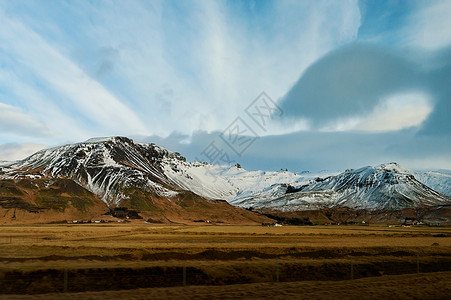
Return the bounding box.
[2,136,317,207]
[0,161,15,175]
[245,163,451,211]
[0,161,13,168]
[1,137,449,213]
[415,170,451,197]
[161,159,337,204]
[3,137,183,205]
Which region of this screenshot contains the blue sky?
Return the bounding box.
[0,0,450,171]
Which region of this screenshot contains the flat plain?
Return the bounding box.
[0,223,450,299]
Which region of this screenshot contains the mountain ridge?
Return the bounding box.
[0,137,450,224]
[0,137,272,224]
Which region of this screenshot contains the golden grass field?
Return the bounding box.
[0,223,450,299]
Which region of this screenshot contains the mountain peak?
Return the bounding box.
[3,136,189,206]
[376,162,411,174]
[84,136,134,144]
[1,138,449,216]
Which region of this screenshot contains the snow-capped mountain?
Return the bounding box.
[414,170,451,197]
[0,136,336,208]
[0,160,13,170]
[233,163,450,211]
[162,160,336,205]
[1,137,449,215]
[0,137,272,224]
[163,159,450,211]
[4,137,182,206]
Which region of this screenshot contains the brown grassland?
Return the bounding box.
[0,223,450,299]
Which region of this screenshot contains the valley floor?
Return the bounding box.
[0,224,450,298]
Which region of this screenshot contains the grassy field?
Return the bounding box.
[2,272,450,300]
[0,223,450,298]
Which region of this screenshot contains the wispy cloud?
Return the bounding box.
[0,103,51,137]
[0,142,47,161]
[406,0,451,50]
[0,7,148,137]
[0,68,91,141]
[0,0,449,171]
[0,0,362,140]
[356,92,432,132]
[319,92,433,132]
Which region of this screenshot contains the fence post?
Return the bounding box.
[350,258,354,280]
[182,265,186,290]
[63,269,68,293]
[416,254,420,274]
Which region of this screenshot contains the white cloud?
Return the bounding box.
[0,9,148,136]
[188,0,361,134]
[50,0,361,136]
[0,70,90,141]
[357,92,433,132]
[407,0,451,50]
[0,142,47,161]
[0,0,361,142]
[0,103,51,137]
[321,92,433,132]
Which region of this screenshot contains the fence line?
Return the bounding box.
[0,256,449,295]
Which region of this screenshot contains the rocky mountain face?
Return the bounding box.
[4,137,183,206]
[162,159,450,212]
[214,163,451,224]
[0,137,271,224]
[414,170,451,197]
[0,137,450,224]
[264,163,450,211]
